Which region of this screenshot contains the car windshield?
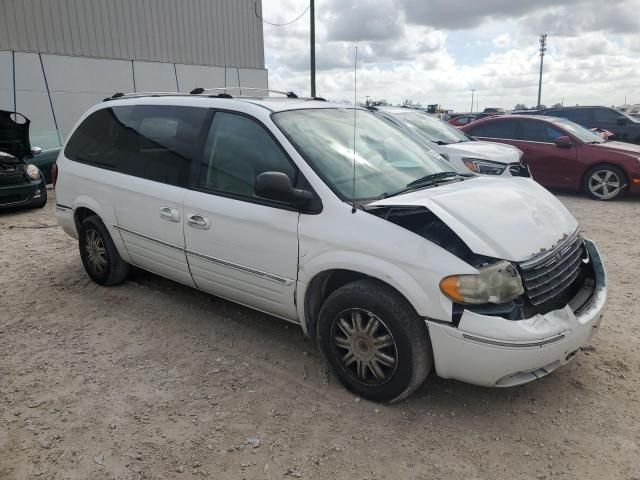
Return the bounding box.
[394,111,470,144]
[552,118,605,143]
[272,108,455,201]
[621,111,640,123]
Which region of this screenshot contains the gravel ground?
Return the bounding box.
[1,188,639,480]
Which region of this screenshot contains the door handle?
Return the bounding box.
[187,214,211,230]
[160,206,180,222]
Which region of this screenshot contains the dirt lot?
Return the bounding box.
[1,189,639,480]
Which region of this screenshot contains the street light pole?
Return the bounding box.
[537,34,547,109]
[470,89,476,113]
[310,0,316,98]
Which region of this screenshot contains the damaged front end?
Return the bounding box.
[364,202,606,387]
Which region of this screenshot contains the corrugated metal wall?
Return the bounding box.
[0,0,265,69]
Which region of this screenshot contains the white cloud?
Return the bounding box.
[262,0,640,110]
[492,33,512,49]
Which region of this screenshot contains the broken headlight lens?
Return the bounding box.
[462,158,507,175]
[439,261,524,305]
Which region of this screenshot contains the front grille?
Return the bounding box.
[0,165,27,186]
[518,233,587,307]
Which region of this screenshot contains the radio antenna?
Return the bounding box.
[351,46,358,214]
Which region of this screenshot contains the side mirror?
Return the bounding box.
[554,136,573,148]
[31,146,42,156]
[616,117,628,126]
[255,171,314,205]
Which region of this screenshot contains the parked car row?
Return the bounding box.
[53,91,607,402]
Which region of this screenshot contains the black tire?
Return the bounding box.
[316,279,433,403]
[78,216,129,286]
[582,164,628,201]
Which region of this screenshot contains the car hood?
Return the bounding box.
[442,140,522,164]
[591,140,640,156]
[0,110,32,160]
[369,177,578,262]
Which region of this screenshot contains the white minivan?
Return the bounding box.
[55,92,607,402]
[372,106,528,177]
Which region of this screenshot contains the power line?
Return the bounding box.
[254,1,310,27]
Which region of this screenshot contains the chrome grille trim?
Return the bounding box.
[518,231,587,307]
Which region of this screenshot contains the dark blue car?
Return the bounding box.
[0,110,48,210]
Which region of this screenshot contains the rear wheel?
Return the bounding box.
[78,216,129,285]
[583,165,628,200]
[316,279,432,402]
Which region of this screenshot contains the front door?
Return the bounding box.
[183,111,300,321]
[515,119,578,188]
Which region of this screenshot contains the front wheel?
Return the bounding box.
[583,165,628,200]
[316,279,433,403]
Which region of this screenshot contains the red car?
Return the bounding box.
[461,115,640,200]
[448,114,478,127]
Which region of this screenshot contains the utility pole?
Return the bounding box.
[537,34,547,109]
[470,89,476,113]
[310,0,316,98]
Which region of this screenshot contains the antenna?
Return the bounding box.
[352,46,358,214]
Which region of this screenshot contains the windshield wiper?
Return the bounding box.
[405,171,462,188]
[378,172,464,200]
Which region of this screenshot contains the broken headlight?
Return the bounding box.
[439,261,524,305]
[462,158,507,175]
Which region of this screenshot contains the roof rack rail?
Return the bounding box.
[103,87,301,102]
[103,91,190,101]
[189,87,298,98]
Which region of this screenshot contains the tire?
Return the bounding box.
[78,216,129,286]
[316,279,433,403]
[583,165,628,201]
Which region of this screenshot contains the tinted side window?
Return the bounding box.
[592,108,620,123]
[64,105,208,187]
[469,120,517,139]
[519,120,564,142]
[198,112,296,199]
[560,109,589,124]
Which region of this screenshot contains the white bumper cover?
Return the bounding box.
[427,240,607,387]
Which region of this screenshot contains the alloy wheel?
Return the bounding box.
[588,169,622,200]
[331,308,398,386]
[85,229,107,275]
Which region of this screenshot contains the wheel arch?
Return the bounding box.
[301,268,423,340]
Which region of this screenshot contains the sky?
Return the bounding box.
[260,0,640,111]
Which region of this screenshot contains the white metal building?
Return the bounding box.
[0,0,268,150]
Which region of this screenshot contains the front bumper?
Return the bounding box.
[427,239,606,387]
[0,179,46,210]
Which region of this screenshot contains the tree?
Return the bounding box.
[364,98,390,107]
[514,103,528,110]
[551,103,563,109]
[402,99,422,108]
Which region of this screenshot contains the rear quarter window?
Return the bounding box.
[468,120,517,139]
[64,105,209,187]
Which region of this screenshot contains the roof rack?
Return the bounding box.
[189,87,298,98]
[103,87,300,102]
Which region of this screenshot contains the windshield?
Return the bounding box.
[621,111,640,124]
[272,108,454,201]
[394,111,471,144]
[552,118,605,143]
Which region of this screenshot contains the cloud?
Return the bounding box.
[262,0,640,110]
[492,33,512,49]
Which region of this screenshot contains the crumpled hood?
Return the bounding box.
[0,110,32,160]
[369,177,578,262]
[443,140,522,164]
